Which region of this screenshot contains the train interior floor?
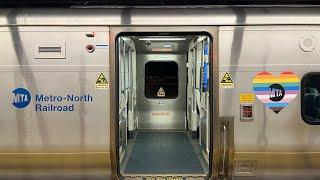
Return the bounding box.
[121,130,208,175]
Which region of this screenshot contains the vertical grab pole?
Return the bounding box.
[192,49,197,113]
[219,121,230,180]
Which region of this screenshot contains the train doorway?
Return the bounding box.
[110,27,218,179]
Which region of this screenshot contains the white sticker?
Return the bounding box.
[157,87,166,97]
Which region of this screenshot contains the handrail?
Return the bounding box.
[219,121,229,179]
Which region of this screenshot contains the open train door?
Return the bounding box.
[109,26,223,180]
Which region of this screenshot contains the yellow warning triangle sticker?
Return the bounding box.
[96,73,109,89]
[220,72,234,88]
[96,73,108,84]
[157,87,166,97]
[221,72,233,83]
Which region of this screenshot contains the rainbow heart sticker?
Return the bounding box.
[253,72,300,113]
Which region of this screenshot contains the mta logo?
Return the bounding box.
[12,88,31,108]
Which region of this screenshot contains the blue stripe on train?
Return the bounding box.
[253,86,299,91]
[253,82,299,87]
[265,103,289,107]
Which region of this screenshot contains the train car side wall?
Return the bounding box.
[219,26,320,179]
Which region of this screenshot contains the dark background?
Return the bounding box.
[1,0,320,7]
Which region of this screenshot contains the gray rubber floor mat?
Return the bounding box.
[124,131,204,174]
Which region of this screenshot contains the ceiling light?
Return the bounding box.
[138,37,186,41]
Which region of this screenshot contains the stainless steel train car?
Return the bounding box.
[1,6,320,180]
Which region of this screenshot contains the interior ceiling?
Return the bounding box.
[131,35,194,53]
[135,40,189,53]
[132,36,193,41]
[2,0,320,7]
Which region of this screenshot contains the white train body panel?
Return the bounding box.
[0,7,320,179]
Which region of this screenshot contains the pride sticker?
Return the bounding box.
[253,72,300,113]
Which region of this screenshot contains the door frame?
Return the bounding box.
[109,26,219,179]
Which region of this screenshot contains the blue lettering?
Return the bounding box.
[35,94,63,102]
[44,96,49,101]
[35,94,44,101]
[67,94,93,102]
[35,104,41,111]
[35,104,74,112]
[57,96,63,101]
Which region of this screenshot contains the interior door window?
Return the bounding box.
[145,61,178,99]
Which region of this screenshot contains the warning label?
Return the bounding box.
[240,93,254,103]
[220,72,234,88]
[95,73,109,89]
[157,87,166,97]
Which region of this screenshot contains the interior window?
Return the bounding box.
[145,61,178,99]
[301,72,320,124]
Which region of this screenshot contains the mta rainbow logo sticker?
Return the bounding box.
[253,72,300,113]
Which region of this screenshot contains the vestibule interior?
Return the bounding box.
[117,33,211,176]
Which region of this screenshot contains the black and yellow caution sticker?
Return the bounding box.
[95,73,109,89]
[220,72,234,88]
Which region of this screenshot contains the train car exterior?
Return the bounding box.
[1,7,320,179]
